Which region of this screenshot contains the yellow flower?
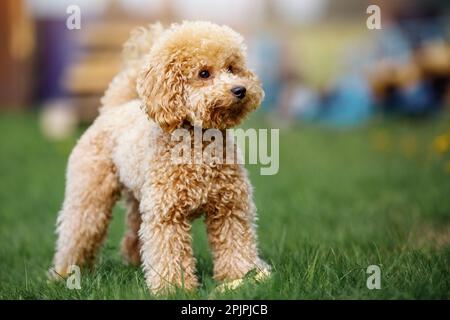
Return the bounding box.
[434,134,449,154]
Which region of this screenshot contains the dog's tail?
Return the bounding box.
[100,23,164,108]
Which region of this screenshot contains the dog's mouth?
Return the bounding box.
[228,101,249,118]
[184,92,257,130]
[215,96,250,112]
[205,99,251,129]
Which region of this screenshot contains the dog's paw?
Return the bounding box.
[214,268,272,294]
[215,278,244,293]
[46,267,67,283]
[253,268,271,282]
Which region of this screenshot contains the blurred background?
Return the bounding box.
[2,0,450,132]
[1,0,450,299]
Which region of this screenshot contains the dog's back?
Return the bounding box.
[100,23,164,109]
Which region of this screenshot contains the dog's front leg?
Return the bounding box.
[205,176,270,283]
[139,199,198,294]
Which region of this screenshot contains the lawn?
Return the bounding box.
[0,112,449,299]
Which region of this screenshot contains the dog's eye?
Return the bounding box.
[227,65,234,73]
[199,70,210,79]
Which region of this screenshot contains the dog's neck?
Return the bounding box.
[153,121,236,165]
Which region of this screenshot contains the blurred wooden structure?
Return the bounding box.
[61,19,132,122]
[0,0,34,110]
[61,1,174,122]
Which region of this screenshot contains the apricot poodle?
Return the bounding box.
[51,21,270,293]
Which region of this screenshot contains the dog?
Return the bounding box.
[51,21,270,293]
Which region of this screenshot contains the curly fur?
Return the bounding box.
[51,21,269,293]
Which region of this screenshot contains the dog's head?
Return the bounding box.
[137,21,264,132]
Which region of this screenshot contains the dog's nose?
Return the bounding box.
[231,86,246,99]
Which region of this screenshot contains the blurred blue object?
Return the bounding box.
[320,75,374,126]
[399,81,438,115]
[371,24,413,63]
[35,19,77,104]
[248,34,283,111]
[297,74,374,127]
[383,81,439,116]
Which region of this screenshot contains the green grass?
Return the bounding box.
[0,112,449,299]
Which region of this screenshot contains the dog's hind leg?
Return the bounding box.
[51,133,120,279]
[121,191,142,266]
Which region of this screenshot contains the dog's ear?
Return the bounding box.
[137,55,186,133]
